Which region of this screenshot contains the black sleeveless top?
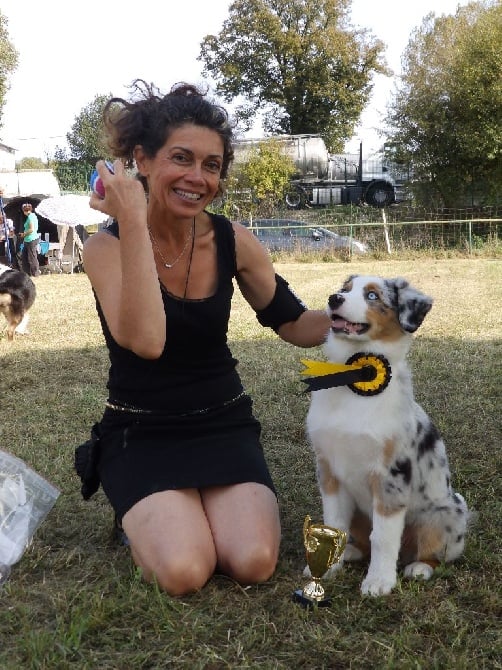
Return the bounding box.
[95,213,244,413]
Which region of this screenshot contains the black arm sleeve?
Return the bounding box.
[256,273,307,332]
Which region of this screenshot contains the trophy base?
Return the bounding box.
[292,589,332,608]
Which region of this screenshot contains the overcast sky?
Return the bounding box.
[0,0,471,160]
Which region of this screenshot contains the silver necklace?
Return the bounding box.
[148,218,194,269]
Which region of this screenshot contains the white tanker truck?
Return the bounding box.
[233,134,397,209]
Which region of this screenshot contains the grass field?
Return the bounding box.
[0,257,501,669]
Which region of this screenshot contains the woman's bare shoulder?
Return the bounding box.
[83,230,119,272]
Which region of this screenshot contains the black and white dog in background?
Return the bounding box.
[0,264,36,340]
[305,275,470,596]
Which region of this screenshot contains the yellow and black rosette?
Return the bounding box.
[301,353,392,396]
[345,353,392,396]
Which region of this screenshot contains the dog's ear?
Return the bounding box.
[339,274,357,291]
[388,278,433,333]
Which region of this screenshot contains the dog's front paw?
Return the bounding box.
[403,561,434,581]
[361,571,396,596]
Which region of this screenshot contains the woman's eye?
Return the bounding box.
[206,161,222,173]
[367,291,378,301]
[172,154,189,163]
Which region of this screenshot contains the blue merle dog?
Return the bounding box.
[305,275,470,595]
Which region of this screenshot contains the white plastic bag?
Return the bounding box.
[0,450,60,585]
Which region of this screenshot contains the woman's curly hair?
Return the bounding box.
[103,80,234,184]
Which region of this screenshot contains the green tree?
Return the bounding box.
[16,156,47,170]
[226,139,296,215]
[57,93,114,192]
[384,0,502,208]
[0,12,19,129]
[66,93,112,164]
[52,147,92,193]
[199,0,387,152]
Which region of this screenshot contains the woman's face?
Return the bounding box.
[136,123,224,219]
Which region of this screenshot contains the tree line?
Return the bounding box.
[1,0,500,209]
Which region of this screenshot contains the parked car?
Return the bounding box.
[240,219,368,254]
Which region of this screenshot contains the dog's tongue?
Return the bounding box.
[332,317,362,333]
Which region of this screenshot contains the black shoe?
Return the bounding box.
[113,515,130,547]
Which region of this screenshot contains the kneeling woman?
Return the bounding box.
[80,80,330,596]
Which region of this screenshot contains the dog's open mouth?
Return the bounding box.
[331,316,370,335]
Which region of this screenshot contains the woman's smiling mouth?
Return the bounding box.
[174,188,203,201]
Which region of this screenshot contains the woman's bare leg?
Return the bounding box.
[202,483,281,584]
[122,489,217,595]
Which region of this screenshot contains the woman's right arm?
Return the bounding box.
[84,161,166,359]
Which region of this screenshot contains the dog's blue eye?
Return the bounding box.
[367,291,378,301]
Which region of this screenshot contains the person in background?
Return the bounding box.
[0,216,16,266]
[0,188,17,267]
[19,203,40,276]
[79,80,331,596]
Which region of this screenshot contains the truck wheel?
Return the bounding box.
[364,181,395,208]
[285,186,306,209]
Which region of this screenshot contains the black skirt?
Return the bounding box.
[96,394,276,521]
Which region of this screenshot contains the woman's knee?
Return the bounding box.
[134,550,217,596]
[223,540,279,585]
[122,488,220,595]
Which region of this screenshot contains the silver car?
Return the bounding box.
[243,219,368,254]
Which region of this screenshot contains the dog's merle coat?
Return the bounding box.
[306,275,469,595]
[0,264,36,341]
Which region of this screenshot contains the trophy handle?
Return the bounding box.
[303,515,312,547]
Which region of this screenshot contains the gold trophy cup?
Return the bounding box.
[293,515,347,607]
